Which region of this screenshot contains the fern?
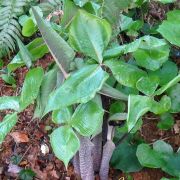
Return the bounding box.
[0,0,29,58]
[39,0,64,17]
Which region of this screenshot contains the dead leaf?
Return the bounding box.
[11,132,29,143]
[8,163,22,174]
[49,170,59,179]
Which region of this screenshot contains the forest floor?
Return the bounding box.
[0,53,180,180]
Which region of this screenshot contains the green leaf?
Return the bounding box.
[8,38,49,72]
[61,0,79,28]
[20,67,44,111]
[148,61,178,86]
[0,74,16,86]
[74,0,89,7]
[153,140,173,154]
[100,83,128,101]
[167,83,180,113]
[155,0,176,4]
[158,10,180,47]
[19,169,36,180]
[22,18,37,37]
[32,7,75,74]
[110,101,126,114]
[105,60,146,88]
[136,76,159,96]
[120,14,143,36]
[136,144,166,168]
[50,126,80,168]
[34,67,58,118]
[127,95,151,131]
[45,65,108,114]
[0,113,18,144]
[132,36,170,71]
[155,74,180,95]
[157,113,174,130]
[52,107,72,124]
[103,36,169,71]
[70,100,104,136]
[102,0,133,26]
[0,96,20,111]
[111,141,142,172]
[69,10,111,63]
[17,38,33,69]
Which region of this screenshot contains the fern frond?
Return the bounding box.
[39,0,64,17]
[0,0,28,58]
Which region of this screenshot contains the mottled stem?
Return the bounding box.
[92,133,102,173]
[79,136,94,180]
[72,152,80,176]
[99,140,115,180]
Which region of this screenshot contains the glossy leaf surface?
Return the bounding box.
[0,113,18,144]
[20,67,44,110]
[45,65,108,114]
[50,126,80,168]
[0,96,20,111]
[70,100,104,136]
[69,10,111,63]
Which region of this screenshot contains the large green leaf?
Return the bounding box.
[136,76,159,96]
[103,36,169,71]
[148,61,178,86]
[158,10,180,47]
[52,107,72,124]
[102,0,133,26]
[155,74,180,95]
[17,37,33,69]
[0,96,20,111]
[69,10,111,63]
[136,144,166,168]
[105,60,146,88]
[137,141,180,177]
[34,67,58,118]
[111,141,142,172]
[153,140,173,155]
[132,36,170,71]
[8,38,49,72]
[32,7,75,75]
[127,95,151,131]
[167,83,180,113]
[20,67,44,111]
[50,126,80,168]
[127,95,171,131]
[70,100,104,136]
[0,113,18,144]
[45,65,108,114]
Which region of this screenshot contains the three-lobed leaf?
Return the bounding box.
[45,65,108,114]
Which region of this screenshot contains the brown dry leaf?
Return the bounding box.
[49,170,59,179]
[11,132,29,143]
[174,121,180,134]
[8,163,22,174]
